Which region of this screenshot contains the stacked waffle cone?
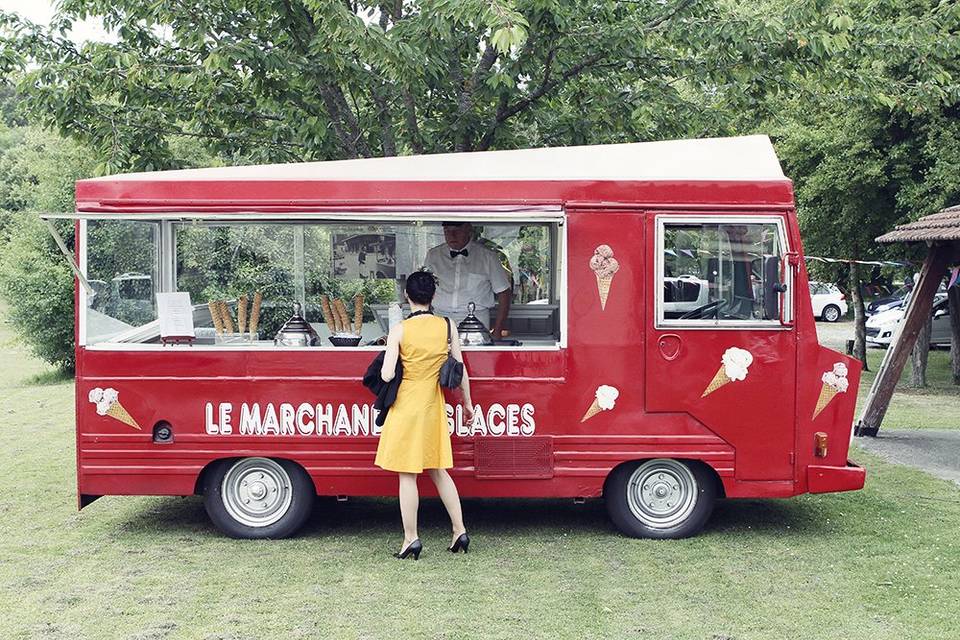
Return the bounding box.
[320,294,364,335]
[207,293,261,339]
[249,291,262,337]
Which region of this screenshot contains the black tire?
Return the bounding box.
[822,304,842,322]
[604,459,717,539]
[203,457,314,539]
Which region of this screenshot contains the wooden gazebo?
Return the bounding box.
[855,205,960,436]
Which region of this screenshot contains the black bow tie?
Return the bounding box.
[450,249,469,258]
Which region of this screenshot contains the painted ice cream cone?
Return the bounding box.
[701,367,731,397]
[581,385,619,423]
[88,387,141,430]
[813,363,849,419]
[812,385,839,419]
[701,347,753,397]
[106,400,142,430]
[589,245,619,311]
[596,274,614,310]
[581,399,603,422]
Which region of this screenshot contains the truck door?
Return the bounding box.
[645,214,796,480]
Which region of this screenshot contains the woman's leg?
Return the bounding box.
[427,468,467,546]
[398,472,419,551]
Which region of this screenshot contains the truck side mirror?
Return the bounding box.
[763,256,782,320]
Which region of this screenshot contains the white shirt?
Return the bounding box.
[423,239,512,326]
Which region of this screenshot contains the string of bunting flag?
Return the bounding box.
[804,256,911,267]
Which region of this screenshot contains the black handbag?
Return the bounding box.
[439,317,464,389]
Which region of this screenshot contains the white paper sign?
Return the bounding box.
[157,292,196,338]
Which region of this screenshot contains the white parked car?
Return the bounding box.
[866,293,950,347]
[809,281,848,322]
[663,275,710,316]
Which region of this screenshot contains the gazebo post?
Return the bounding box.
[855,243,951,436]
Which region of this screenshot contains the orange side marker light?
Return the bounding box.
[814,432,828,458]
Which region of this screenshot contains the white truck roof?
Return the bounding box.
[85,135,785,183]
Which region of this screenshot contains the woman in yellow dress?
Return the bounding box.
[375,271,473,560]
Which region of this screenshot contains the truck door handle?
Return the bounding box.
[657,334,681,361]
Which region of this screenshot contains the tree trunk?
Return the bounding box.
[911,314,931,387]
[849,262,868,370]
[949,284,960,384]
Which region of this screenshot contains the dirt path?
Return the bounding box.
[856,430,960,487]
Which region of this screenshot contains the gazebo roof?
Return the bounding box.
[877,205,960,243]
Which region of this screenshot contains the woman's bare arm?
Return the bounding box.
[380,323,403,382]
[449,326,474,420]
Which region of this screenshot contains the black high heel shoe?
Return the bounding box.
[394,539,422,560]
[448,533,470,553]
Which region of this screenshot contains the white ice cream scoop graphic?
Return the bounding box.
[702,347,754,397]
[581,385,619,422]
[88,387,141,430]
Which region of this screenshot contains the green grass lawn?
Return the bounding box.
[2,305,960,639]
[856,347,960,429]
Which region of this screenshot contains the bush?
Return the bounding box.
[0,212,75,371]
[0,128,94,372]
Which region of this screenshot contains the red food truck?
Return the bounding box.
[49,135,865,540]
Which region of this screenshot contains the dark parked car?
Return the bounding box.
[866,285,910,316]
[866,282,947,316]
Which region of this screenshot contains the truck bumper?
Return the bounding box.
[806,460,866,494]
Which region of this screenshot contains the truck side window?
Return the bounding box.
[659,220,784,324]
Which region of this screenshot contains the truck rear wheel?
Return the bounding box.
[203,457,314,539]
[604,459,716,539]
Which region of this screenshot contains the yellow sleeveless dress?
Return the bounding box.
[374,315,453,473]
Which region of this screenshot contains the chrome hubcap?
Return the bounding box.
[626,459,698,530]
[221,458,292,528]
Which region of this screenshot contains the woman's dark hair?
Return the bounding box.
[405,270,437,305]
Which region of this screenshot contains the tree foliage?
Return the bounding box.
[0,0,958,375]
[0,0,894,172]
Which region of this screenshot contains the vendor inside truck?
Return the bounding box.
[423,221,513,336]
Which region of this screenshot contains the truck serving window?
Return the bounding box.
[82,217,562,348]
[657,218,786,326]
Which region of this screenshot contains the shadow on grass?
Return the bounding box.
[23,368,74,386]
[105,493,831,541]
[707,498,830,536]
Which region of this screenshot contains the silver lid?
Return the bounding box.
[457,301,494,346]
[274,302,320,347]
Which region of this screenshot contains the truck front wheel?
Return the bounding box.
[203,457,314,539]
[604,459,717,539]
